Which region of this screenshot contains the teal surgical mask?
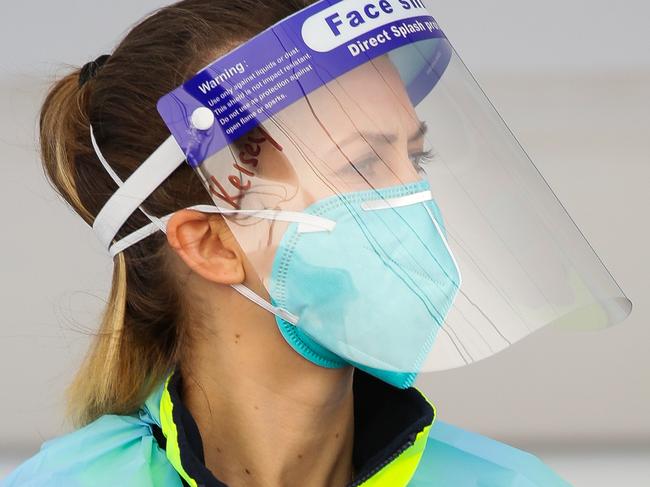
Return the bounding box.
[269,180,462,389]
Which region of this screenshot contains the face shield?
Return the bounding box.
[93,0,631,387]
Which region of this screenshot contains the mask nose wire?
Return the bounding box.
[89,125,300,326]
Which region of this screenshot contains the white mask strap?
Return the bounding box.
[231,284,298,324]
[108,205,335,257]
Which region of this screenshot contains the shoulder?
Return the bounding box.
[409,421,572,486]
[1,414,182,487]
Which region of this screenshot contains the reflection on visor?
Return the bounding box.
[156,0,630,379]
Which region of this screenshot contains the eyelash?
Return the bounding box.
[409,149,435,170]
[345,148,435,176]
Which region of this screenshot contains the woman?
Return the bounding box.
[5,0,630,485]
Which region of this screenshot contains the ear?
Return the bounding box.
[167,210,245,285]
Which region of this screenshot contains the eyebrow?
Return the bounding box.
[409,121,428,145]
[336,121,428,150]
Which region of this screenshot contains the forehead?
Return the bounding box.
[270,55,421,150]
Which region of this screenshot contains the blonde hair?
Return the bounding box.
[39,0,312,426]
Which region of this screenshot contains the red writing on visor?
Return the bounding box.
[209,126,283,209]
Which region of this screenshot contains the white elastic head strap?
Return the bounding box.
[91,126,186,249]
[90,126,169,239]
[90,125,336,257]
[87,125,340,325]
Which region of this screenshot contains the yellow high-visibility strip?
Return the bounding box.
[358,424,432,486]
[159,374,198,487]
[359,392,436,486]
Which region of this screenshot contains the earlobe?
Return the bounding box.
[167,210,245,285]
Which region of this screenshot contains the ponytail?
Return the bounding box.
[37,0,316,427]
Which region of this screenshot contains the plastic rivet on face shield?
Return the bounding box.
[92,0,631,390]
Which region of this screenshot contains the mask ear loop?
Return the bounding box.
[90,125,303,325]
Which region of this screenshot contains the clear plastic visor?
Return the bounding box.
[191,38,630,373]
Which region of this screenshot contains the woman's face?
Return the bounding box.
[261,54,427,200]
[204,54,429,285]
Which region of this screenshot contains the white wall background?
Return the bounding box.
[1,1,649,485]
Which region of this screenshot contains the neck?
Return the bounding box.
[181,284,355,487]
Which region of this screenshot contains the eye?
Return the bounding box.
[409,149,435,172]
